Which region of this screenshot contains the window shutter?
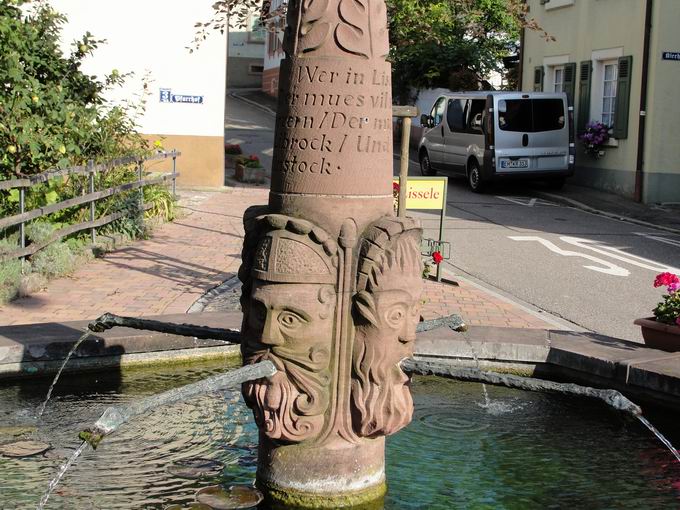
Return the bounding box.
[577,60,592,132]
[533,66,544,92]
[563,62,576,105]
[613,55,633,139]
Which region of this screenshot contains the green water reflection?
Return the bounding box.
[0,361,678,509]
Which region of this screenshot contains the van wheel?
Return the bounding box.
[546,177,566,190]
[467,161,485,193]
[420,151,436,176]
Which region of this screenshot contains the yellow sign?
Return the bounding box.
[393,177,446,210]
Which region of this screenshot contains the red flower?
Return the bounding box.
[393,182,400,192]
[654,272,679,288]
[249,154,259,161]
[432,251,443,265]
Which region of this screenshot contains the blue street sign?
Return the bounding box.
[159,88,204,104]
[662,51,680,61]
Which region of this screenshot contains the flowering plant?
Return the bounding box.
[239,154,261,168]
[225,143,242,155]
[392,181,400,213]
[652,272,680,326]
[579,121,610,158]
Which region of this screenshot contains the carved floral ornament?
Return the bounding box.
[239,208,423,444]
[284,0,390,59]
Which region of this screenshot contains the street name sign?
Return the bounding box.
[160,88,204,104]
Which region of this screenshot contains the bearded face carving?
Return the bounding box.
[240,213,339,444]
[240,210,422,445]
[243,282,334,442]
[351,220,423,438]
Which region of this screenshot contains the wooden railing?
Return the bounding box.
[0,151,180,261]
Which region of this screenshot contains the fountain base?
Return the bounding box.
[257,434,386,509]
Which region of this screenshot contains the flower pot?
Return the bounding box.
[235,163,245,182]
[225,153,241,169]
[634,317,680,352]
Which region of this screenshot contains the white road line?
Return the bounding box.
[509,236,630,276]
[496,196,558,207]
[560,236,680,274]
[633,232,680,248]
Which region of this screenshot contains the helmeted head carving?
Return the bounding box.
[351,217,423,438]
[239,209,339,443]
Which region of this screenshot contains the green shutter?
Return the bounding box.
[577,60,592,132]
[563,62,576,105]
[613,55,633,139]
[533,66,544,92]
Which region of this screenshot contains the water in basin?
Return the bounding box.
[1,360,678,509]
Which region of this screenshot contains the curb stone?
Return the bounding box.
[533,190,680,235]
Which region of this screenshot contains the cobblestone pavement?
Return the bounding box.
[0,185,555,329]
[0,186,268,325]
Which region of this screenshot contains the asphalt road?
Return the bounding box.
[226,93,680,342]
[401,156,680,342]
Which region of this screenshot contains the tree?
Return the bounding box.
[193,0,548,102]
[0,0,145,179]
[388,0,553,101]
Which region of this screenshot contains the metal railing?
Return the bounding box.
[0,150,180,262]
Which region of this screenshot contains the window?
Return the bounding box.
[249,64,264,75]
[466,99,486,134]
[601,61,618,127]
[248,16,266,43]
[446,99,466,132]
[498,99,565,132]
[553,66,564,93]
[430,97,446,127]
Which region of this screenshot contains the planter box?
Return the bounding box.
[225,153,241,169]
[235,163,265,184]
[634,317,680,352]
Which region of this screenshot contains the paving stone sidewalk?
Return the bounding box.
[0,187,553,329]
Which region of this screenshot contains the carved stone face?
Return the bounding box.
[350,223,423,438]
[242,280,335,443]
[351,283,421,438]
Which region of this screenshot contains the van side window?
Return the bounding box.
[446,99,466,132]
[430,97,446,127]
[466,100,486,134]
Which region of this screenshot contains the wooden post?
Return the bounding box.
[19,186,25,264]
[171,150,177,200]
[88,160,96,244]
[392,105,419,217]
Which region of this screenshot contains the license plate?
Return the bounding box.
[500,159,529,169]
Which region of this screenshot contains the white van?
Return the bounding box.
[418,92,574,192]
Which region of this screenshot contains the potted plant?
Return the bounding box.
[579,121,610,159]
[224,143,242,169]
[235,154,264,183]
[634,272,680,351]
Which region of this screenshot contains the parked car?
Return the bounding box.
[418,91,575,192]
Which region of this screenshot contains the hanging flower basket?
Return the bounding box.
[579,121,610,159]
[634,272,680,351]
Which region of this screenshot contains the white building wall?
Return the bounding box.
[51,0,227,138]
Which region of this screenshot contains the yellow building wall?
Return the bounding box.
[522,0,646,198]
[642,0,680,203]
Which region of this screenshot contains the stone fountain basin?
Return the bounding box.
[2,311,680,411]
[1,358,679,509]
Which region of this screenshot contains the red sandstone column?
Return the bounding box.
[238,1,423,507]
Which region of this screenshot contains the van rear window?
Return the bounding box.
[498,99,565,132]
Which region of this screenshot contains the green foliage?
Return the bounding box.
[144,184,176,223]
[654,292,680,325]
[0,234,22,302]
[0,1,146,180]
[388,0,524,100]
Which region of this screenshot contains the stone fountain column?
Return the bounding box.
[238,1,423,507]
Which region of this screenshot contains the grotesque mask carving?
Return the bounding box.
[351,218,423,437]
[240,212,339,443]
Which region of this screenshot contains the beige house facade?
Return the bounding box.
[521,0,680,204]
